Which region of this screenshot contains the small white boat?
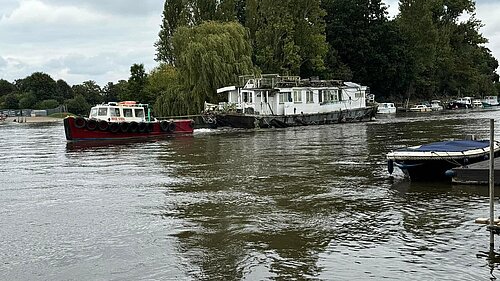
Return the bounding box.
[472,99,483,108]
[377,102,396,114]
[482,96,499,107]
[429,100,443,111]
[409,104,431,112]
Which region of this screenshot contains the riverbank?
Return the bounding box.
[2,116,63,123]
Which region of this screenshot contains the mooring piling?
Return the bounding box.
[490,118,495,249]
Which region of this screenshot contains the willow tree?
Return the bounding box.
[155,21,254,115]
[150,64,189,116]
[155,0,242,64]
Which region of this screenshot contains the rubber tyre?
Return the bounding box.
[74,117,86,129]
[86,119,97,131]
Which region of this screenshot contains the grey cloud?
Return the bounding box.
[0,56,6,68]
[46,53,119,76]
[40,0,163,16]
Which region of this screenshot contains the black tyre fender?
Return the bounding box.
[120,122,129,133]
[129,121,139,133]
[167,121,176,132]
[160,120,169,132]
[98,120,109,131]
[74,117,86,129]
[138,122,148,133]
[86,119,97,131]
[110,122,120,133]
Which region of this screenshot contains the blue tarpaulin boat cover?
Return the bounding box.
[401,140,490,152]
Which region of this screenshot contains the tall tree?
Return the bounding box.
[128,63,150,103]
[397,0,498,99]
[15,72,57,102]
[323,0,412,99]
[250,0,328,76]
[55,79,73,103]
[72,81,102,106]
[155,0,239,64]
[0,79,15,97]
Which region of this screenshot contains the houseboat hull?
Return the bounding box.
[215,106,376,129]
[387,140,500,181]
[64,116,194,141]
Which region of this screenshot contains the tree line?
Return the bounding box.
[154,0,500,116]
[1,0,499,117]
[0,63,155,115]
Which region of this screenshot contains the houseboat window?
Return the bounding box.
[319,90,323,103]
[355,91,364,98]
[90,108,98,117]
[330,90,339,101]
[134,108,144,117]
[98,108,108,116]
[123,108,133,117]
[293,90,302,103]
[279,92,292,103]
[306,90,314,103]
[110,108,120,117]
[243,92,253,103]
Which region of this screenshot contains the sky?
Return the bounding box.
[0,0,499,86]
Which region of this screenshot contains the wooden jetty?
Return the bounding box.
[452,157,500,185]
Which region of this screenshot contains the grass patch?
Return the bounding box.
[49,112,76,118]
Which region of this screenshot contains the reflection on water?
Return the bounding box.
[2,110,500,280]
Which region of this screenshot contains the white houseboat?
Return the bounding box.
[204,74,376,129]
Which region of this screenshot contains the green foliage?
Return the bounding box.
[35,99,59,110]
[128,63,150,103]
[0,79,15,97]
[15,72,57,101]
[72,81,102,106]
[150,64,189,116]
[252,0,328,77]
[65,94,90,116]
[171,21,255,113]
[55,79,73,103]
[18,93,37,109]
[396,0,498,99]
[155,0,241,63]
[4,94,19,109]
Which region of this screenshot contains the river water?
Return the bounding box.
[3,110,500,280]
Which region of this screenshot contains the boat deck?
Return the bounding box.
[452,158,500,185]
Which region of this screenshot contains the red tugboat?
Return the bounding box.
[64,101,194,141]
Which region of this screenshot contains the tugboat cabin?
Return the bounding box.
[89,101,151,123]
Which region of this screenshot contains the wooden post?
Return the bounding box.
[490,119,495,249]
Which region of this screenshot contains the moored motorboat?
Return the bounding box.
[409,104,431,112]
[377,102,397,114]
[482,96,499,107]
[387,140,500,181]
[64,101,194,141]
[446,97,472,109]
[429,100,444,111]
